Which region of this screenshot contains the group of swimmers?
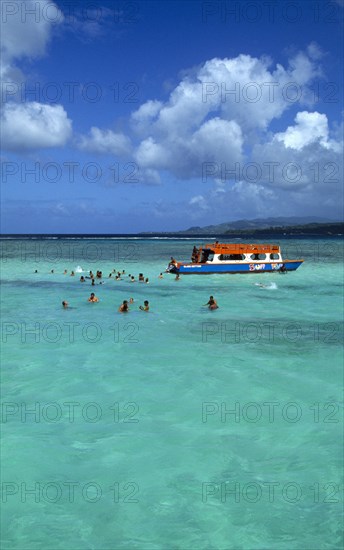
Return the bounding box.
[40,268,163,284]
[62,295,150,312]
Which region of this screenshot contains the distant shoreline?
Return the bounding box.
[1,222,344,239]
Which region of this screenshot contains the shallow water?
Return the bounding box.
[1,237,343,549]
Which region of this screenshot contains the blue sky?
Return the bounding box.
[1,0,343,233]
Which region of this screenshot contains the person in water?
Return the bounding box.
[80,276,85,282]
[88,292,99,302]
[62,301,69,308]
[158,273,163,279]
[129,297,134,304]
[175,274,180,281]
[119,300,129,312]
[139,300,149,312]
[204,296,218,309]
[279,264,287,273]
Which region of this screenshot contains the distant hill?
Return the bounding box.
[179,217,338,235]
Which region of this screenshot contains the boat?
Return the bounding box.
[166,242,303,274]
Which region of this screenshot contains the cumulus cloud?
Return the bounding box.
[74,47,342,220]
[274,111,339,151]
[0,102,72,150]
[110,48,325,182]
[0,1,73,153]
[1,0,63,81]
[78,127,132,156]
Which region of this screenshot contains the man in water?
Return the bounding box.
[204,296,219,309]
[88,293,99,302]
[119,300,129,312]
[139,300,149,312]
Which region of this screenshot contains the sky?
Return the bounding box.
[0,0,343,233]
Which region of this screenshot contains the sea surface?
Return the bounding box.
[1,236,343,550]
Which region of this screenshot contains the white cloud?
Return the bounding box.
[189,195,209,211]
[78,127,132,156]
[122,48,325,181]
[274,111,338,151]
[1,102,72,150]
[1,0,63,80]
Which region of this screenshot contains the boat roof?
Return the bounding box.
[203,243,281,253]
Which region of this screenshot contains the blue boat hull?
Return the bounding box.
[171,261,303,274]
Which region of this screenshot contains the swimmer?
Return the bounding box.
[139,300,149,312]
[91,279,95,286]
[204,296,218,309]
[62,301,69,308]
[70,271,75,276]
[119,300,129,312]
[129,297,134,304]
[145,278,149,284]
[63,269,67,275]
[158,273,163,279]
[51,269,54,274]
[138,273,144,282]
[130,276,135,282]
[88,292,99,303]
[80,276,85,282]
[34,270,38,273]
[175,274,180,281]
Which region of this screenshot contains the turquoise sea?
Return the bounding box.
[1,236,343,550]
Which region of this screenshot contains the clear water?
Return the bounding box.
[1,237,343,550]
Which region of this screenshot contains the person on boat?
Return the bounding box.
[191,246,198,262]
[279,264,287,273]
[204,296,218,309]
[88,292,99,302]
[139,300,149,312]
[119,300,129,312]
